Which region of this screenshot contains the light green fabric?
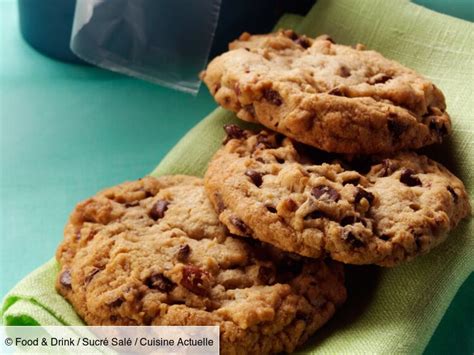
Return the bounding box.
[2,0,473,353]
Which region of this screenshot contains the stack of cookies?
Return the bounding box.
[56,30,471,354]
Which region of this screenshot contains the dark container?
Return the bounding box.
[17,0,314,65]
[18,0,86,64]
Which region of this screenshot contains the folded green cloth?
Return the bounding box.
[2,0,473,353]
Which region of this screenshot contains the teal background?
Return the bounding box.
[0,0,471,353]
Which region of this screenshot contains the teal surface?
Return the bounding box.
[413,0,474,21]
[0,0,216,294]
[0,0,471,353]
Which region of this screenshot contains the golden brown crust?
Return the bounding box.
[201,30,451,154]
[204,126,470,266]
[56,176,346,354]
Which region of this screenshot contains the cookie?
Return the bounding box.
[56,176,346,354]
[204,126,470,266]
[201,30,451,154]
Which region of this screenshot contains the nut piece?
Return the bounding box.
[180,265,211,296]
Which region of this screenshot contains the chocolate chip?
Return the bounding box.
[339,66,351,78]
[429,120,448,137]
[60,270,72,288]
[244,104,255,117]
[263,89,282,106]
[447,186,458,202]
[143,190,154,198]
[387,116,406,139]
[400,169,422,187]
[342,231,364,248]
[124,201,139,208]
[354,187,375,205]
[107,298,124,308]
[245,170,263,187]
[295,37,311,49]
[176,244,191,262]
[84,267,102,284]
[223,124,245,142]
[304,210,327,220]
[340,215,360,226]
[342,177,360,186]
[256,132,279,149]
[145,273,175,292]
[311,185,340,202]
[180,265,209,296]
[149,200,169,221]
[265,205,277,213]
[258,266,275,284]
[328,87,345,96]
[230,216,251,235]
[284,29,299,41]
[414,233,423,251]
[379,234,390,241]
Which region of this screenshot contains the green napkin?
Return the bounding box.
[2,0,473,353]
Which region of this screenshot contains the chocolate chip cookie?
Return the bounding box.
[56,175,346,354]
[204,126,470,266]
[201,30,451,154]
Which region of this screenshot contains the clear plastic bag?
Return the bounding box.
[71,0,222,94]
